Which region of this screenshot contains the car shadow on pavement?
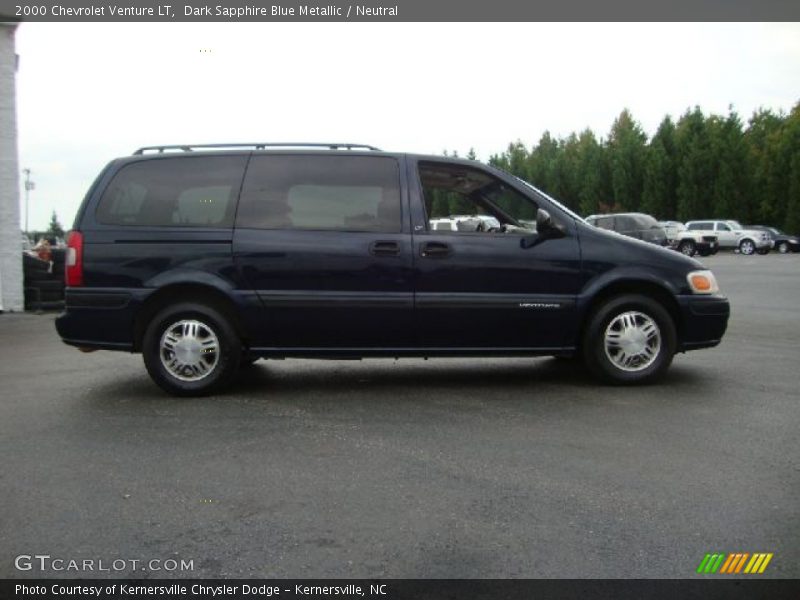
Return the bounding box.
[79,356,708,406]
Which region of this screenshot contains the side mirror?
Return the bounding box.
[521,209,565,249]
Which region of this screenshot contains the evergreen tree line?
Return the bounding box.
[476,103,800,232]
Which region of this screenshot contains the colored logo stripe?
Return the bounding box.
[697,552,773,574]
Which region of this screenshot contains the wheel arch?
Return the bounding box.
[577,278,683,351]
[133,282,246,352]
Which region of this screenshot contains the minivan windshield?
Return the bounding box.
[512,175,584,223]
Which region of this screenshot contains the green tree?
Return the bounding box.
[45,211,65,239]
[527,131,560,196]
[675,107,715,221]
[574,129,608,216]
[781,103,800,232]
[641,116,677,219]
[706,109,750,221]
[606,109,648,211]
[744,108,784,224]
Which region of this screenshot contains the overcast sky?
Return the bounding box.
[13,22,800,231]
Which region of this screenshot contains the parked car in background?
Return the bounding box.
[673,230,719,257]
[656,222,718,257]
[746,226,800,254]
[685,220,772,255]
[658,221,685,242]
[585,213,668,246]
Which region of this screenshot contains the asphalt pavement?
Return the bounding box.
[1,253,798,579]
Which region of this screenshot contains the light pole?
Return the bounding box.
[22,168,34,236]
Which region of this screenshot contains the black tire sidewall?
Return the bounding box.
[142,303,241,396]
[583,295,677,384]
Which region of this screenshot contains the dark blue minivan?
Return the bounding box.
[56,143,730,396]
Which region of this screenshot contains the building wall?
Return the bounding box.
[0,23,23,312]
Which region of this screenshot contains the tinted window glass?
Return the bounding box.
[687,222,710,231]
[593,217,615,230]
[238,155,401,232]
[616,216,637,230]
[96,156,247,227]
[419,162,538,233]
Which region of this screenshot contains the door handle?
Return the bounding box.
[420,241,452,258]
[369,240,401,257]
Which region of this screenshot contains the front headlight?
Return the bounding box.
[687,270,719,294]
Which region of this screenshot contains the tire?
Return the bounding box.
[142,302,241,397]
[582,294,677,384]
[739,239,756,255]
[678,240,696,257]
[756,248,770,255]
[777,242,789,254]
[697,248,710,257]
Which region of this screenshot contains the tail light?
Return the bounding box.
[65,230,84,287]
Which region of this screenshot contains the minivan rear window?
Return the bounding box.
[96,156,247,227]
[237,155,402,233]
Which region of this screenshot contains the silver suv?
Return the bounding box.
[685,220,772,255]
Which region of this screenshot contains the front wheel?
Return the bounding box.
[739,239,756,255]
[142,302,241,396]
[678,240,696,256]
[582,295,677,384]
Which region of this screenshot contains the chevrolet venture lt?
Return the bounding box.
[56,143,730,396]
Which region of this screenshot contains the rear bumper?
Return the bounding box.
[676,295,730,351]
[55,288,142,351]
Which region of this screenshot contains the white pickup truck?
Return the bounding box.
[685,220,773,255]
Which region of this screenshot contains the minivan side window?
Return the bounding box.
[237,155,402,233]
[96,156,247,227]
[418,162,538,232]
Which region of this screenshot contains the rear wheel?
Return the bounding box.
[142,302,241,396]
[582,295,676,384]
[777,242,789,254]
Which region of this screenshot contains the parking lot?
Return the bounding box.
[1,253,798,579]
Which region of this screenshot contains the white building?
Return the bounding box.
[0,22,23,312]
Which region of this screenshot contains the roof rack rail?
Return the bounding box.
[132,143,382,155]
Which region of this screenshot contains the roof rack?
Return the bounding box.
[132,143,382,155]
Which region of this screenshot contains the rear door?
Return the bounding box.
[409,159,582,350]
[233,153,414,349]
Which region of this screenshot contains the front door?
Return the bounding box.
[410,159,582,350]
[233,153,414,349]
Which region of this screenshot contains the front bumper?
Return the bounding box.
[676,294,730,351]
